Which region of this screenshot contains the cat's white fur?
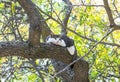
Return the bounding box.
[46,37,75,55]
[46,37,66,46]
[56,38,66,47]
[67,46,75,55]
[46,37,57,44]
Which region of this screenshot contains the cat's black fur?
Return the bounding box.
[60,35,74,47]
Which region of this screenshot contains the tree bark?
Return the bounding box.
[17,0,51,45]
[73,59,89,82]
[0,41,89,82]
[0,42,73,63]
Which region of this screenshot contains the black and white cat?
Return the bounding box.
[46,35,75,55]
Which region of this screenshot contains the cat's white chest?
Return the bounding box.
[67,46,75,55]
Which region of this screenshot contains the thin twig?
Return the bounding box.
[28,59,45,82]
[68,4,104,7]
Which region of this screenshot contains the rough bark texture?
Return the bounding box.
[73,59,89,82]
[0,42,89,82]
[0,42,73,63]
[17,0,41,46]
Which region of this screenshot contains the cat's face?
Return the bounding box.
[56,38,66,47]
[46,35,66,47]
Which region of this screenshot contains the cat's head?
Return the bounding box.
[46,34,66,47]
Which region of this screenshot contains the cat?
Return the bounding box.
[46,35,75,55]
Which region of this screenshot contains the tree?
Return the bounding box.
[0,0,120,82]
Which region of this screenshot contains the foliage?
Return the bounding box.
[0,0,120,82]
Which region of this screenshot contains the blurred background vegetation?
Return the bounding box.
[0,0,120,82]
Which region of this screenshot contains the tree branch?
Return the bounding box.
[62,0,72,35]
[0,41,89,81]
[103,0,115,26]
[0,42,73,64]
[69,4,104,7]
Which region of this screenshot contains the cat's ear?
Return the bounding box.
[46,34,52,41]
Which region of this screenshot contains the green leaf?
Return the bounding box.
[0,3,4,8]
[11,2,15,14]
